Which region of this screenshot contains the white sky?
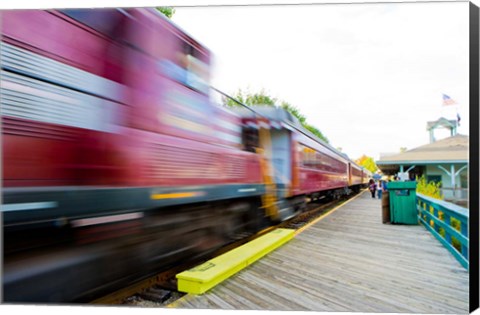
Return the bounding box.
[171,2,471,161]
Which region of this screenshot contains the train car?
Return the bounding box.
[1,8,265,303]
[294,130,349,198]
[348,160,365,191]
[232,106,360,221]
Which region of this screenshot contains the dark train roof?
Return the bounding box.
[230,105,303,129]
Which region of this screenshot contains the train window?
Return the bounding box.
[242,128,259,152]
[299,144,317,169]
[301,145,314,168]
[298,143,348,174]
[162,42,210,94]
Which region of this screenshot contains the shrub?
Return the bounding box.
[416,175,443,199]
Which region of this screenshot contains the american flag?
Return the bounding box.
[442,94,457,106]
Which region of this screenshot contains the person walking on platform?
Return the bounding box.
[368,179,376,198]
[377,181,383,199]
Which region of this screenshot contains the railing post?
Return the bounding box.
[461,221,468,259]
[443,212,451,245]
[432,207,439,233]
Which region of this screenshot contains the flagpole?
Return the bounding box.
[442,93,460,134]
[455,106,458,135]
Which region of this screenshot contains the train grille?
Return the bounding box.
[145,143,246,180]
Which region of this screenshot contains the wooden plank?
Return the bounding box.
[170,191,469,313]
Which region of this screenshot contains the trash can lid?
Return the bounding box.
[387,181,417,189]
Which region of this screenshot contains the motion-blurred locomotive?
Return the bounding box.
[1,8,372,302]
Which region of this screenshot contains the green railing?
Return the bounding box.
[416,193,469,270]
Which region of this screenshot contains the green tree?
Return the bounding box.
[222,89,329,143]
[223,88,276,107]
[400,147,407,153]
[303,123,329,143]
[157,7,176,19]
[280,102,306,124]
[279,101,328,142]
[355,155,378,173]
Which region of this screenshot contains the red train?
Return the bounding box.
[1,8,371,302]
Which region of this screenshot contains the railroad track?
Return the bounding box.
[91,193,356,306]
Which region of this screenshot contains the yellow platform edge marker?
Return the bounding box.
[176,228,295,295]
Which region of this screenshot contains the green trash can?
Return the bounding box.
[387,181,418,224]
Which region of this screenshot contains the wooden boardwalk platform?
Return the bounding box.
[169,191,469,313]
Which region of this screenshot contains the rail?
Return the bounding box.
[416,193,469,270]
[439,187,469,205]
[440,187,469,198]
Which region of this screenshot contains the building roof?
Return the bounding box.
[377,134,469,166]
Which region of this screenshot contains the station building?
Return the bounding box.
[376,118,468,206]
